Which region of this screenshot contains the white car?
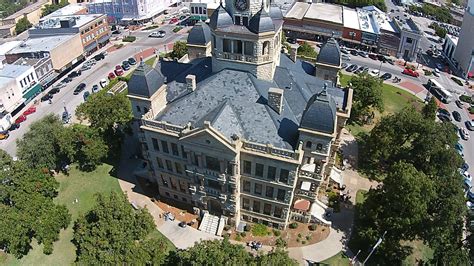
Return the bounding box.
[460,127,470,140]
[341,54,351,61]
[369,69,379,77]
[99,78,108,88]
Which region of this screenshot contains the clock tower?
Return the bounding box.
[208,0,283,80]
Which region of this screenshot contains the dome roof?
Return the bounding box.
[128,60,165,98]
[316,38,341,67]
[269,4,283,20]
[187,22,211,45]
[300,86,336,134]
[248,7,275,34]
[209,4,233,30]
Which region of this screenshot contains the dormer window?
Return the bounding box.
[242,17,249,26]
[235,16,241,25]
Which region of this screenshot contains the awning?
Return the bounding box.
[39,72,57,86]
[301,181,311,191]
[84,42,98,53]
[23,83,42,102]
[97,34,110,44]
[330,167,343,186]
[293,199,310,211]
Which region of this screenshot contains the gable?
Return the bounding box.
[180,126,237,155]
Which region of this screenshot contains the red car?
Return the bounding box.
[108,72,116,80]
[169,17,178,24]
[402,68,419,77]
[15,115,27,124]
[114,68,124,76]
[22,106,36,116]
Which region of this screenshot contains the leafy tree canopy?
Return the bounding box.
[349,73,384,124]
[0,161,70,257]
[41,0,68,17]
[170,41,188,59]
[421,97,438,120]
[297,41,317,58]
[15,16,32,34]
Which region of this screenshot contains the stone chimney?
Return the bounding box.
[186,74,196,92]
[290,47,297,62]
[268,88,284,114]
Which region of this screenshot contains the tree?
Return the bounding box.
[15,17,32,34]
[349,73,384,124]
[256,248,298,265]
[170,41,188,59]
[73,192,170,264]
[76,91,132,132]
[421,97,438,120]
[41,0,68,17]
[0,161,70,257]
[71,125,108,171]
[0,149,12,169]
[297,41,317,58]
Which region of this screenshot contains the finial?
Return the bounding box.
[220,0,223,6]
[261,0,265,8]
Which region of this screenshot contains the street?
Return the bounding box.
[0,24,187,156]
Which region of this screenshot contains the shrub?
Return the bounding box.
[296,238,300,243]
[297,233,302,238]
[289,222,298,229]
[424,70,432,76]
[251,223,268,236]
[460,95,473,104]
[297,42,317,58]
[114,44,124,49]
[224,225,231,231]
[273,229,281,237]
[244,224,251,232]
[306,235,312,241]
[173,26,183,33]
[276,237,287,248]
[309,224,317,231]
[451,77,464,86]
[143,25,159,30]
[235,234,242,241]
[240,232,247,237]
[302,240,306,245]
[469,107,474,114]
[122,36,136,42]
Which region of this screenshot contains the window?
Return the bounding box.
[255,163,264,177]
[254,183,262,195]
[223,39,231,53]
[136,105,141,112]
[277,189,286,201]
[233,40,242,54]
[406,37,413,43]
[181,145,187,159]
[306,141,312,148]
[242,16,249,26]
[243,180,251,192]
[244,41,254,56]
[226,162,234,175]
[165,160,173,172]
[253,201,261,213]
[279,169,289,183]
[274,206,282,218]
[173,195,178,199]
[242,198,250,210]
[263,203,272,215]
[161,140,169,153]
[156,157,164,169]
[193,154,199,166]
[206,156,220,171]
[235,15,241,25]
[143,107,148,113]
[175,162,183,174]
[265,186,274,198]
[152,138,159,151]
[182,197,187,202]
[171,143,179,156]
[262,41,270,55]
[161,175,168,187]
[316,143,323,151]
[212,35,216,49]
[267,166,276,180]
[243,160,251,175]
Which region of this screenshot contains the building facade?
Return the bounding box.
[0,0,52,37]
[190,0,220,22]
[0,63,41,105]
[443,34,458,62]
[395,18,422,61]
[453,0,474,78]
[127,0,353,231]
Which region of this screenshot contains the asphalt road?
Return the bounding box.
[0,25,186,156]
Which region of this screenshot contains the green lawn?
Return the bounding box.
[340,74,423,136]
[145,56,157,67]
[0,165,117,265]
[319,252,350,265]
[356,190,368,205]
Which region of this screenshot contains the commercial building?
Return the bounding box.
[284,2,343,42]
[12,57,55,88]
[453,0,474,78]
[189,0,220,22]
[128,0,353,231]
[0,0,52,37]
[5,35,84,73]
[0,41,22,64]
[41,3,88,20]
[31,14,111,55]
[342,7,361,45]
[442,34,458,62]
[87,0,178,24]
[396,17,422,61]
[0,63,41,106]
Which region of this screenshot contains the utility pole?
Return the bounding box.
[362,231,387,265]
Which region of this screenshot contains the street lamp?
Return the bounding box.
[362,231,387,265]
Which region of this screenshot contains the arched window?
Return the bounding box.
[144,107,149,113]
[136,105,141,113]
[306,141,312,148]
[316,143,323,151]
[262,41,270,55]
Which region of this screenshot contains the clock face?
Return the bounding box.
[235,0,248,11]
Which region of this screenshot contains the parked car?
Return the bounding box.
[438,108,451,117]
[114,68,124,76]
[22,106,36,116]
[128,57,137,65]
[100,78,109,88]
[149,31,165,38]
[386,58,394,65]
[462,162,470,172]
[341,54,351,61]
[455,100,464,108]
[341,62,348,69]
[83,91,90,101]
[122,61,131,71]
[354,66,365,74]
[455,142,464,152]
[15,115,27,124]
[74,83,86,95]
[358,51,368,57]
[368,53,378,60]
[346,64,357,72]
[453,111,462,122]
[92,84,100,93]
[178,221,187,228]
[41,93,53,102]
[169,17,179,24]
[0,131,9,140]
[350,49,359,56]
[369,69,379,76]
[62,77,72,83]
[108,72,116,80]
[49,87,60,94]
[460,127,470,140]
[380,73,392,80]
[377,54,386,62]
[340,48,349,54]
[402,68,419,77]
[9,123,20,131]
[286,38,297,44]
[94,53,105,61]
[466,120,474,131]
[68,70,81,78]
[432,71,440,77]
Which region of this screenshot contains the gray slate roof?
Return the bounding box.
[153,54,346,149]
[248,7,275,34]
[209,4,233,30]
[269,4,283,20]
[187,22,212,45]
[300,87,336,134]
[128,60,165,98]
[316,38,341,66]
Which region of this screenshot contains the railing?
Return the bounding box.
[295,189,317,199]
[205,187,220,197]
[299,169,323,182]
[218,52,271,64]
[141,119,185,135]
[242,141,299,160]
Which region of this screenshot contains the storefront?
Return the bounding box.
[23,83,43,103]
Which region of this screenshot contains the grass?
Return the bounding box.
[340,74,423,136]
[143,25,159,31]
[319,251,350,265]
[251,223,269,237]
[1,164,121,265]
[145,56,157,67]
[356,190,368,205]
[402,240,433,265]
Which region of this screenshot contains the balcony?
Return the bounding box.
[242,140,300,161]
[299,164,323,181]
[295,189,317,199]
[204,187,221,197]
